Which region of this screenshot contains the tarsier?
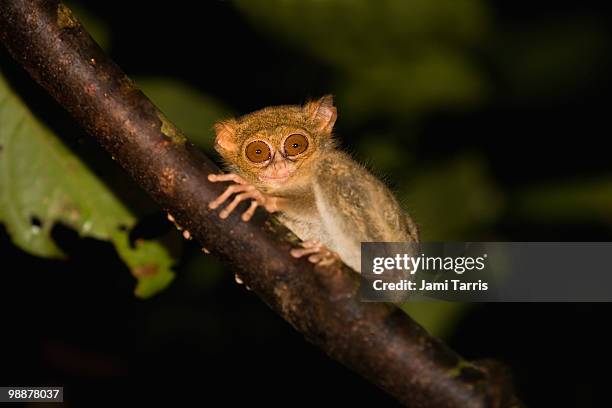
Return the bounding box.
[208,95,419,272]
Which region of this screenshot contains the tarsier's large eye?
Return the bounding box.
[245,140,272,163]
[284,134,308,156]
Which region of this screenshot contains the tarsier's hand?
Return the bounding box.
[290,239,340,268]
[208,173,280,222]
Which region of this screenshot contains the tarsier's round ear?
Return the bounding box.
[304,95,337,134]
[213,119,238,154]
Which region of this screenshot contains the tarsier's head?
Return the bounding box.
[213,95,337,191]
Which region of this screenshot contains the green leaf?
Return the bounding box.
[0,71,176,298]
[118,232,178,298]
[136,77,231,151]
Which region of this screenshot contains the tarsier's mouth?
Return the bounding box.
[258,174,291,184]
[258,163,296,184]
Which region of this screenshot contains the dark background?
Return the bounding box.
[1,0,611,406]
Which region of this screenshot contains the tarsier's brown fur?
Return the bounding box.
[209,95,418,272]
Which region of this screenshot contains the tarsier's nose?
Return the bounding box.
[276,149,288,160]
[271,152,288,169]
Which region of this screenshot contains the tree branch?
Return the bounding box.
[0,1,522,406]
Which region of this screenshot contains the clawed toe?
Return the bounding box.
[291,240,339,267]
[290,240,322,258]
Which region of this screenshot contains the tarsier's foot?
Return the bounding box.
[208,173,279,222]
[290,240,340,267]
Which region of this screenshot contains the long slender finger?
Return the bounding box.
[208,173,246,184]
[220,192,253,219]
[308,253,324,263]
[291,246,322,258]
[242,201,258,222]
[209,184,251,209]
[309,249,338,265]
[301,239,321,249]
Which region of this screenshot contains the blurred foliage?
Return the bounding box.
[236,0,489,119]
[402,155,504,240]
[356,134,416,173]
[517,179,612,224]
[494,15,610,101]
[401,302,469,339]
[136,77,231,151]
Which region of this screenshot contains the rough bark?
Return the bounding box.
[0,1,523,406]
